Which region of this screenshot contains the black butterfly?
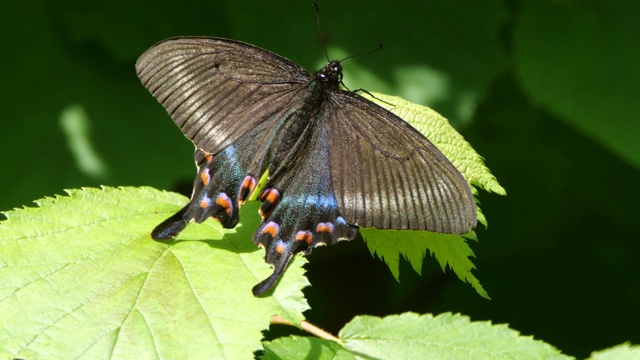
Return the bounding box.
[136,37,477,296]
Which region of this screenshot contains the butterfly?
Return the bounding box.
[136,37,477,296]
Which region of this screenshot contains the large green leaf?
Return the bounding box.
[263,312,570,360]
[0,187,308,359]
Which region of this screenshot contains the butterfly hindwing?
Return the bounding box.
[252,122,358,295]
[152,123,272,238]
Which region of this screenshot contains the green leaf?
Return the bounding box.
[0,187,309,359]
[589,343,640,360]
[362,229,489,299]
[262,336,355,360]
[263,313,570,360]
[341,313,569,360]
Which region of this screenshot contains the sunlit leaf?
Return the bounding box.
[0,187,308,359]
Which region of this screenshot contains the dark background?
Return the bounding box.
[2,1,639,357]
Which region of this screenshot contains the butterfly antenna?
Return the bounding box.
[312,2,331,63]
[339,43,384,63]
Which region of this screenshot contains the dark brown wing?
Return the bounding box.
[326,91,477,234]
[136,37,311,155]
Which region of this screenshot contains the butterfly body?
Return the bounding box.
[137,37,476,295]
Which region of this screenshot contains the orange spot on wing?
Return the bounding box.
[275,241,286,254]
[199,197,210,209]
[316,222,334,234]
[295,230,313,245]
[215,194,232,216]
[259,188,280,204]
[242,176,256,193]
[204,153,213,164]
[238,176,257,205]
[258,189,280,219]
[200,169,211,186]
[261,222,279,238]
[266,191,279,204]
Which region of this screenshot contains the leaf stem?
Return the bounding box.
[271,315,340,342]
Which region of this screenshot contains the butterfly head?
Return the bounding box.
[316,61,343,86]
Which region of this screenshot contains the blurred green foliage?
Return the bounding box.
[1,0,638,357]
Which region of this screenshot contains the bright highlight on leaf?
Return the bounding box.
[0,187,308,359]
[263,312,570,360]
[59,105,108,179]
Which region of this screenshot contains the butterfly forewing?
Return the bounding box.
[326,91,476,234]
[136,37,310,155]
